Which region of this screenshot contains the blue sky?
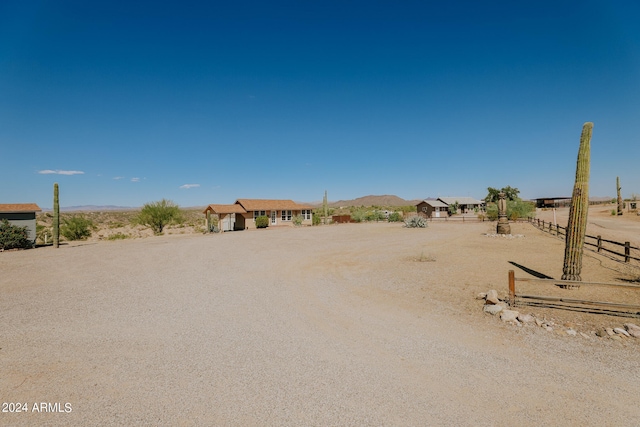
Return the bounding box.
[2,1,639,208]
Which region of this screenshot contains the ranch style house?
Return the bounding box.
[416,197,485,218]
[203,199,314,231]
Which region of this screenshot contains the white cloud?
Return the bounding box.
[180,184,200,189]
[131,177,140,182]
[113,176,124,180]
[38,169,84,175]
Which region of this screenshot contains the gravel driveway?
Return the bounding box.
[1,222,639,425]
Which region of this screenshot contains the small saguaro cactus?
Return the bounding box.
[53,182,60,248]
[561,122,593,286]
[617,176,623,216]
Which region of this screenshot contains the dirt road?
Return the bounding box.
[1,222,639,425]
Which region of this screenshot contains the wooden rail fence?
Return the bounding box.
[528,217,640,264]
[508,270,640,318]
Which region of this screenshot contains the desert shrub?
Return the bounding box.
[449,201,459,215]
[107,232,129,240]
[255,215,269,228]
[36,223,52,244]
[351,210,365,223]
[61,215,95,240]
[507,200,535,220]
[292,215,303,226]
[0,219,33,249]
[366,211,386,222]
[135,199,183,235]
[312,212,321,226]
[404,216,427,228]
[486,200,534,221]
[388,212,403,222]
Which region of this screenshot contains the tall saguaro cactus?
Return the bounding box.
[561,122,593,286]
[323,190,328,225]
[617,176,623,216]
[53,182,60,248]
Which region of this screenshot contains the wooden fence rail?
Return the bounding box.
[528,217,640,264]
[508,270,640,318]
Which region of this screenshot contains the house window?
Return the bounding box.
[254,210,266,219]
[281,210,292,221]
[302,209,312,220]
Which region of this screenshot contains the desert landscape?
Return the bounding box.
[1,205,639,425]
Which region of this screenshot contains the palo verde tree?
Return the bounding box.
[561,122,593,286]
[135,199,183,235]
[485,186,520,203]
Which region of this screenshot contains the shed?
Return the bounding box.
[0,203,42,245]
[416,199,449,218]
[203,204,248,231]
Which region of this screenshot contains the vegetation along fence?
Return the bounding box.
[528,217,640,265]
[508,270,640,318]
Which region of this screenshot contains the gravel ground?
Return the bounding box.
[1,221,639,426]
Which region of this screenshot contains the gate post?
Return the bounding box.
[508,270,515,307]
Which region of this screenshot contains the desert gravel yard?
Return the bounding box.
[1,221,639,426]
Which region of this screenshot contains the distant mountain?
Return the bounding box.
[42,205,138,212]
[323,195,420,208]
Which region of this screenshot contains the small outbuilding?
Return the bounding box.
[0,203,42,245]
[416,199,449,218]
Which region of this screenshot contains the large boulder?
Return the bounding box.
[500,309,519,322]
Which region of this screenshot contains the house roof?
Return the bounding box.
[0,203,42,213]
[437,197,484,206]
[203,204,247,215]
[235,199,313,211]
[417,199,448,208]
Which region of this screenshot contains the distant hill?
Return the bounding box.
[41,205,138,212]
[324,195,420,208]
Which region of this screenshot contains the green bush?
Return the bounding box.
[404,216,427,228]
[292,215,303,226]
[61,215,95,240]
[388,212,403,222]
[312,212,321,226]
[486,200,535,221]
[0,219,33,249]
[365,211,386,222]
[135,199,183,235]
[351,210,365,223]
[255,215,269,228]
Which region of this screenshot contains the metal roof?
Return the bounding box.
[437,197,484,206]
[417,199,448,208]
[235,199,313,211]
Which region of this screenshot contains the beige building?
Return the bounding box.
[0,203,42,245]
[203,199,313,231]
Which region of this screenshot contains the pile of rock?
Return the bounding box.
[483,234,525,239]
[478,290,640,340]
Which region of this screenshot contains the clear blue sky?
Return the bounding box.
[2,1,639,208]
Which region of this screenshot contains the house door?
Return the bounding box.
[271,211,277,225]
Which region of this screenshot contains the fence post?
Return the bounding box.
[508,270,515,306]
[625,242,630,263]
[597,235,602,252]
